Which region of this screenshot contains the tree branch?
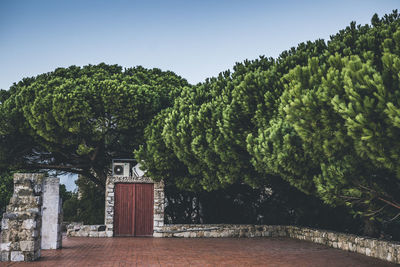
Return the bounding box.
[23,163,105,188]
[378,197,400,210]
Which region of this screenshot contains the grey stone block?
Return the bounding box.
[89,232,99,237]
[1,251,10,261]
[0,242,11,252]
[98,232,107,238]
[1,219,8,230]
[10,251,24,261]
[106,231,113,237]
[22,219,36,230]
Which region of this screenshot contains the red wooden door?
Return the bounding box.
[114,183,154,237]
[134,183,154,236]
[114,184,135,236]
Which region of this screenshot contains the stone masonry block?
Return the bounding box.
[153,214,163,221]
[22,219,36,230]
[10,251,24,262]
[19,241,35,252]
[0,242,11,252]
[1,252,10,261]
[98,232,107,238]
[106,231,113,237]
[31,230,39,238]
[24,251,37,261]
[1,219,8,230]
[107,184,114,189]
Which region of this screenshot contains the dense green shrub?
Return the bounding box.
[0,171,13,220]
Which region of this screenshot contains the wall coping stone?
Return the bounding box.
[66,223,107,237]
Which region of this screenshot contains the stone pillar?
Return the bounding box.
[153,181,165,233]
[104,179,114,237]
[0,173,44,262]
[41,177,62,249]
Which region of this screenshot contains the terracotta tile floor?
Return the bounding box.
[2,236,396,267]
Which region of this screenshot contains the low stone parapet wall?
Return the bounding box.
[155,224,400,264]
[66,223,111,237]
[154,224,286,238]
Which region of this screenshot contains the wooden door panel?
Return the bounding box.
[135,183,154,236]
[114,184,135,236]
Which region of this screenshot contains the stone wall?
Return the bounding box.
[104,175,164,237]
[66,223,107,237]
[155,224,400,264]
[0,173,44,262]
[285,226,400,264]
[154,224,286,238]
[153,181,165,231]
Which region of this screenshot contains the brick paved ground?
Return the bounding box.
[2,236,396,267]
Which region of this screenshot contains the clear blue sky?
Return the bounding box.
[0,0,398,190]
[1,0,399,89]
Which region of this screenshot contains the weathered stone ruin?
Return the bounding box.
[0,173,63,262]
[1,173,44,262]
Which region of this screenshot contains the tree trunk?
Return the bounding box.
[363,218,381,238]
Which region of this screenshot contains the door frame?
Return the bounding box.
[104,176,164,237]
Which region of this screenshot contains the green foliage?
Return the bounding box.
[59,184,73,203]
[138,11,400,225]
[0,171,13,219]
[135,108,201,190]
[165,181,364,235]
[249,11,400,221]
[140,39,326,191]
[0,90,10,104]
[63,175,105,224]
[0,64,188,187]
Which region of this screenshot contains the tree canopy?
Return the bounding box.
[138,11,400,223]
[0,63,188,187]
[248,11,400,220]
